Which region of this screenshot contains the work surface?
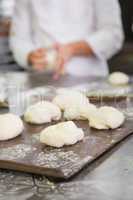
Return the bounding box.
[0,71,133,200]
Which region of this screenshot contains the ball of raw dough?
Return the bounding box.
[40,121,84,147]
[64,103,97,120]
[89,106,125,130]
[79,103,97,119]
[24,101,61,124]
[0,113,24,141]
[108,72,129,86]
[46,49,57,70]
[64,105,85,120]
[53,90,89,111]
[88,110,109,130]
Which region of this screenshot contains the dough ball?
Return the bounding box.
[0,113,24,141]
[40,121,84,148]
[24,101,61,124]
[108,72,129,86]
[99,106,125,129]
[89,106,125,130]
[53,89,94,120]
[64,105,85,120]
[46,50,57,70]
[80,104,97,119]
[64,103,97,120]
[53,90,89,111]
[88,110,108,130]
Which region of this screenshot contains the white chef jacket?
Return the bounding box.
[10,0,124,77]
[1,0,15,17]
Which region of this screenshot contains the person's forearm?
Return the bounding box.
[69,41,94,57]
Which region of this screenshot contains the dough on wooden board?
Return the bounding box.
[0,113,24,141]
[24,101,61,124]
[40,121,84,147]
[53,89,97,120]
[108,72,129,86]
[53,90,89,111]
[64,103,97,120]
[89,106,125,130]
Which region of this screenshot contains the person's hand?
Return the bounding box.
[53,43,75,80]
[53,41,93,79]
[28,48,47,71]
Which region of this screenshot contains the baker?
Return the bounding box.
[10,0,124,78]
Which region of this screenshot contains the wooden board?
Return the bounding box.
[0,99,133,179]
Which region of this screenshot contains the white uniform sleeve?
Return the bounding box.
[9,0,34,68]
[86,0,124,60]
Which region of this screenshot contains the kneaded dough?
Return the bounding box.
[0,113,24,141]
[64,103,97,120]
[24,101,61,124]
[40,121,84,147]
[46,49,57,70]
[89,106,125,130]
[53,90,89,111]
[108,72,129,86]
[53,90,96,120]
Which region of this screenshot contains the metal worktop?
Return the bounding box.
[0,70,133,200]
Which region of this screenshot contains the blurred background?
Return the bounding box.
[0,0,133,73]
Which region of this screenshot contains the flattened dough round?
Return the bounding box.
[24,101,61,124]
[108,72,129,86]
[0,113,24,141]
[40,121,84,147]
[89,106,125,130]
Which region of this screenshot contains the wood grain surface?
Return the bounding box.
[0,98,133,179]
